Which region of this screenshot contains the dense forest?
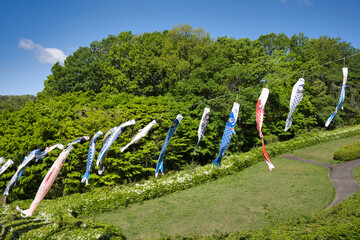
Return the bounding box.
[1,24,359,203]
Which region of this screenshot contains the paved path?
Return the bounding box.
[281,154,360,209]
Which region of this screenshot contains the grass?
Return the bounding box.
[92,157,333,239]
[290,135,360,164]
[353,166,360,184]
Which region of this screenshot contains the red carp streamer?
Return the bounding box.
[256,88,275,171]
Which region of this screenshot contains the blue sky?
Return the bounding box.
[0,0,359,95]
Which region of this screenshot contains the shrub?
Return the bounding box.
[333,141,360,162]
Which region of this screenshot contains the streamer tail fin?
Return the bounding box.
[194,140,201,155]
[284,117,292,131]
[16,206,32,218]
[81,173,89,185]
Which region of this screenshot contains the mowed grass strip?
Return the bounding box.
[291,135,360,164]
[93,158,333,239]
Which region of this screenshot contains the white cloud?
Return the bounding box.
[19,38,67,65]
[18,39,37,50]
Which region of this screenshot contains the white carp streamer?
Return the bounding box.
[120,120,157,152]
[284,78,305,131]
[194,108,210,155]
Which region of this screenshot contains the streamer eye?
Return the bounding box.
[172,121,179,127]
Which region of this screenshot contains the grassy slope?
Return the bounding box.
[93,157,333,239]
[93,134,360,239]
[291,135,360,164]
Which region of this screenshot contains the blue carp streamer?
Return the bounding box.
[96,120,136,175]
[15,150,38,184]
[81,131,103,185]
[284,78,305,131]
[325,67,348,127]
[17,144,64,183]
[194,108,210,155]
[212,102,240,169]
[155,114,183,177]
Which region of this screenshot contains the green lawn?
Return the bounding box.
[290,135,360,164]
[353,166,360,184]
[93,157,333,239]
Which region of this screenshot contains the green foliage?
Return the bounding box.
[0,95,36,112]
[333,141,360,162]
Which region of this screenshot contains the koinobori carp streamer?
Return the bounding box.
[34,144,64,163]
[120,120,157,152]
[17,143,64,182]
[96,120,136,175]
[284,78,305,131]
[256,88,275,171]
[194,108,210,155]
[155,114,183,177]
[212,102,239,169]
[325,67,348,127]
[81,131,103,185]
[16,136,89,217]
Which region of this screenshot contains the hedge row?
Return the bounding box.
[0,206,124,240]
[333,141,360,162]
